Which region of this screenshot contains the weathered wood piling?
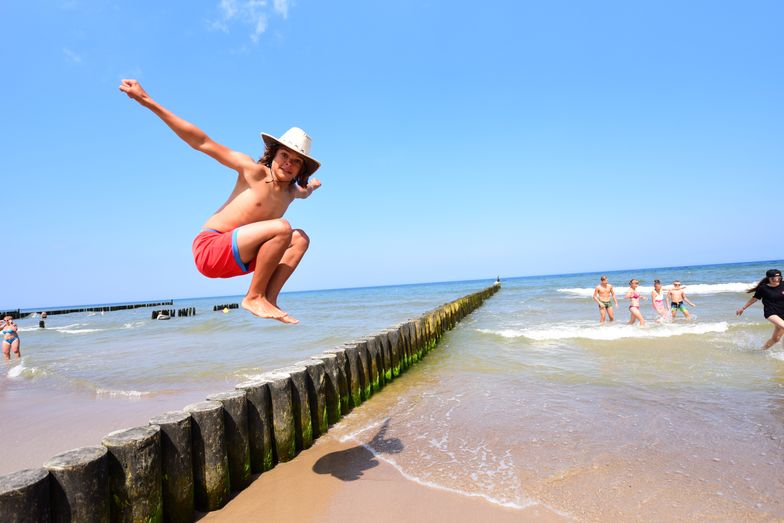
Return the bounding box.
[206,391,252,492]
[101,426,163,523]
[0,469,50,523]
[148,411,194,523]
[183,401,230,511]
[44,446,110,523]
[235,380,275,473]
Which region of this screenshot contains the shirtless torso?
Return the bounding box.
[593,279,618,323]
[668,288,686,303]
[595,283,614,302]
[204,162,297,232]
[667,284,694,318]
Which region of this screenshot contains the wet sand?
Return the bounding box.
[199,436,571,523]
[0,383,207,474]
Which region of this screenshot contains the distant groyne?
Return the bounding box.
[1,300,175,320]
[0,284,499,522]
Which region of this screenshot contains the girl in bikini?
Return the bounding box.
[651,279,669,321]
[626,279,646,326]
[2,316,21,361]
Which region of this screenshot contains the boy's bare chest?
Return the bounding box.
[244,185,292,218]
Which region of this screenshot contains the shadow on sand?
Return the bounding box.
[312,418,403,481]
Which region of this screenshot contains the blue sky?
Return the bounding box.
[2,1,782,309]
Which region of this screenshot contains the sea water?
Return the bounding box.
[2,261,783,520]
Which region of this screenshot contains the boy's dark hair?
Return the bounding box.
[259,144,311,188]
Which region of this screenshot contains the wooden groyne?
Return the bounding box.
[0,284,499,522]
[1,301,175,320]
[152,308,196,319]
[213,303,239,312]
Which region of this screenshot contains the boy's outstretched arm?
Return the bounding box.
[119,79,254,172]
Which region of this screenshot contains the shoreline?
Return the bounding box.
[199,435,571,523]
[0,383,209,475]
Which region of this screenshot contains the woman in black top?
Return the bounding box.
[737,269,784,349]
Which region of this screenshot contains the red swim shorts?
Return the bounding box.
[192,229,256,279]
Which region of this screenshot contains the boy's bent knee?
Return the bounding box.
[274,218,293,236]
[292,229,310,248]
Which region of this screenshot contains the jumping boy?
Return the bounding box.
[667,280,696,319]
[120,80,321,323]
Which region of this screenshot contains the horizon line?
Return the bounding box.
[7,258,782,313]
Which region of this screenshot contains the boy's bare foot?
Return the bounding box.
[274,314,299,325]
[242,296,286,319]
[267,298,299,324]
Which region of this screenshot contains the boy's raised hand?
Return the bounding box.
[291,177,322,199]
[119,79,150,104]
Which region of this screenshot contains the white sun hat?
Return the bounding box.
[260,127,321,176]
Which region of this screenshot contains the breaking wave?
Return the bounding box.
[558,282,753,297]
[477,321,730,341]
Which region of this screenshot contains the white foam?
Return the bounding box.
[339,432,537,510]
[241,372,272,382]
[95,388,150,398]
[478,321,730,341]
[332,418,576,514]
[59,328,105,335]
[558,282,754,297]
[52,323,83,330]
[49,323,105,334]
[7,363,25,377]
[5,361,44,378]
[338,417,389,443]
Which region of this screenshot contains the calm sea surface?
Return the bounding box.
[3,261,783,520]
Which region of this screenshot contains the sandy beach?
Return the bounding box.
[199,435,570,523]
[0,385,208,475]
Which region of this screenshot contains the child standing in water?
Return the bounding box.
[651,279,669,321]
[667,280,696,320]
[626,279,646,326]
[120,80,322,323]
